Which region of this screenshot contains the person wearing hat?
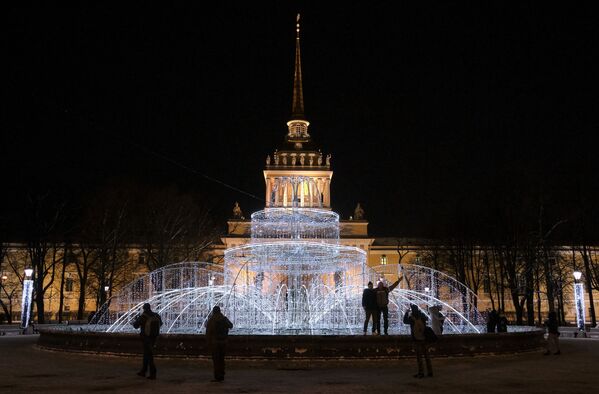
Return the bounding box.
[132,303,163,379]
[362,281,379,335]
[403,304,433,378]
[205,306,234,382]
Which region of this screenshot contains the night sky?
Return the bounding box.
[3,3,599,240]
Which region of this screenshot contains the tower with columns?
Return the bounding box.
[264,14,332,210]
[224,15,371,250]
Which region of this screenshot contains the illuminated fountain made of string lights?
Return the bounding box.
[92,180,483,334]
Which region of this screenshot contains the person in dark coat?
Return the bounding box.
[544,311,561,355]
[132,303,163,379]
[362,281,379,335]
[205,306,234,382]
[403,304,433,378]
[375,276,402,335]
[496,309,508,333]
[486,309,498,333]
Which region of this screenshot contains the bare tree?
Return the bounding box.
[88,200,129,308]
[57,243,73,323]
[497,242,527,324]
[137,186,219,271]
[0,241,17,323]
[73,243,96,320]
[22,193,65,323]
[577,243,598,327]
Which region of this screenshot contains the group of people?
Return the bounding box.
[132,286,562,383]
[132,303,233,382]
[485,309,509,333]
[487,308,561,355]
[362,276,445,378]
[361,277,402,335]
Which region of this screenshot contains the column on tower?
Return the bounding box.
[303,179,308,207]
[266,178,272,207]
[316,178,323,206]
[324,178,331,208]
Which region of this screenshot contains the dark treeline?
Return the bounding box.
[0,180,221,324]
[399,181,599,328]
[1,175,599,327]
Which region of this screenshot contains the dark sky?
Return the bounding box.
[3,2,599,240]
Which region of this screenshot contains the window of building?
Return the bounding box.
[517,274,526,291]
[65,278,74,292]
[380,255,387,265]
[483,278,491,293]
[138,255,145,265]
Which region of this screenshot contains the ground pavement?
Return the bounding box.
[0,335,598,393]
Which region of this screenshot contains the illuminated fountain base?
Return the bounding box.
[90,261,484,335]
[90,208,484,334]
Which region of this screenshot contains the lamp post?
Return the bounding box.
[21,268,34,330]
[573,271,586,333]
[103,285,110,303]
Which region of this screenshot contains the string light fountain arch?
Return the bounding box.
[92,179,483,334]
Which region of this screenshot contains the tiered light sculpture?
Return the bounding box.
[91,192,483,334]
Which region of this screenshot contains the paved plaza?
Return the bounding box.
[0,335,598,393]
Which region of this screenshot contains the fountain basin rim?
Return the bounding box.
[38,327,545,360]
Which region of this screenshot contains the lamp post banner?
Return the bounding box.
[21,279,33,328]
[574,282,586,331]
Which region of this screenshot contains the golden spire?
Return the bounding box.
[290,13,305,121]
[287,14,310,146]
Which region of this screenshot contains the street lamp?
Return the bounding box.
[21,268,34,330]
[104,285,110,293]
[573,271,586,333]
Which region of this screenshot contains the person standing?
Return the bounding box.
[497,309,508,333]
[486,309,498,333]
[362,281,379,335]
[544,311,561,355]
[205,306,234,382]
[428,305,445,336]
[404,304,433,378]
[375,276,402,335]
[132,303,162,379]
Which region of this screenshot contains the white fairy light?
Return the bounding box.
[91,207,483,335]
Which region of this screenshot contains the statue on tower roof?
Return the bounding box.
[232,202,244,219]
[354,203,365,220]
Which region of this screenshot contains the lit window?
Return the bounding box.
[65,278,74,292]
[380,255,387,265]
[483,278,491,293]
